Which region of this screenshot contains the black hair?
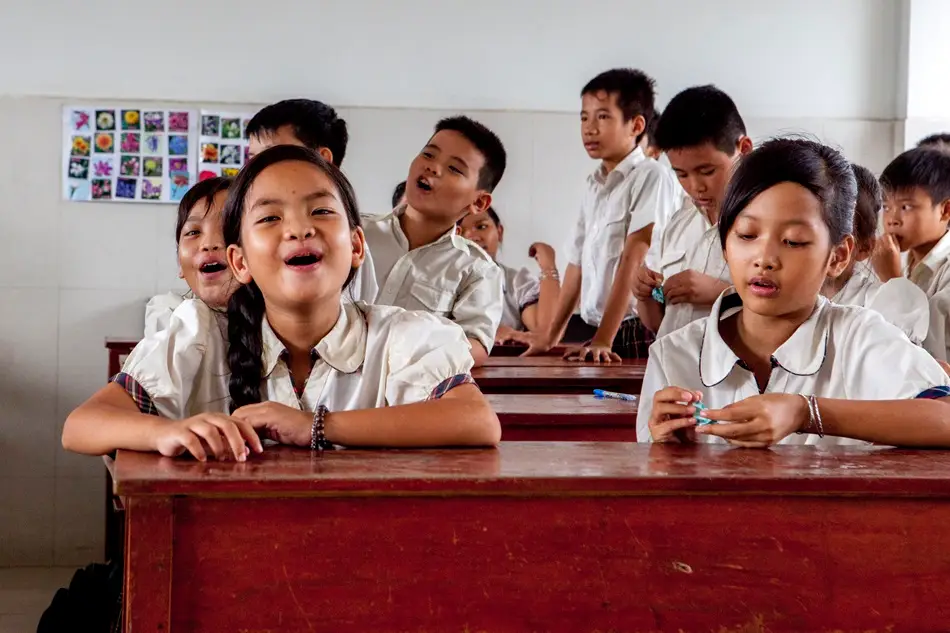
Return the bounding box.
[484,206,501,226]
[245,99,348,166]
[719,138,856,249]
[879,148,950,205]
[644,109,661,148]
[223,145,362,412]
[918,133,950,153]
[175,176,232,244]
[433,116,507,192]
[581,68,657,144]
[391,181,406,208]
[654,85,747,155]
[851,163,882,251]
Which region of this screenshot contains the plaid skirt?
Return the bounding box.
[562,314,654,360]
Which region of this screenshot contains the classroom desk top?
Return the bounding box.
[488,393,637,441]
[483,355,644,367]
[115,444,950,632]
[472,361,646,393]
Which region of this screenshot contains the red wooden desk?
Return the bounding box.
[488,393,637,441]
[473,361,646,394]
[116,443,950,632]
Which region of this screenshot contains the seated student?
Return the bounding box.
[640,109,662,160]
[392,180,407,209]
[638,138,950,447]
[458,207,560,343]
[823,163,929,343]
[524,68,680,361]
[918,133,950,153]
[145,177,234,336]
[634,85,751,340]
[873,148,950,298]
[62,146,501,460]
[362,116,505,367]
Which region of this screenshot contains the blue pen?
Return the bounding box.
[594,389,638,402]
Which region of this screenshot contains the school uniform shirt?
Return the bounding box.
[143,291,187,337]
[924,288,950,362]
[361,207,504,352]
[567,147,680,327]
[347,255,379,305]
[906,229,950,297]
[636,289,950,445]
[830,261,929,345]
[498,264,541,331]
[646,201,731,340]
[113,298,475,419]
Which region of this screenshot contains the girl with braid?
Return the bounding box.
[63,145,500,461]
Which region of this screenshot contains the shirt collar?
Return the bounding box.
[261,301,367,377]
[390,204,458,252]
[591,146,645,186]
[910,230,950,281]
[699,288,830,387]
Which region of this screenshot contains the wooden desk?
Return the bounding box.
[105,338,138,378]
[490,343,567,357]
[104,338,138,563]
[117,443,950,632]
[473,361,646,394]
[488,393,637,441]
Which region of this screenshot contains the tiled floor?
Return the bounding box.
[0,568,74,633]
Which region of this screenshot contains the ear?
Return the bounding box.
[940,199,950,223]
[736,136,754,156]
[630,114,646,141]
[226,244,253,285]
[826,235,855,278]
[350,226,366,268]
[177,265,184,280]
[317,147,334,164]
[497,223,505,243]
[470,191,492,215]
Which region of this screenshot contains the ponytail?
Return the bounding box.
[227,281,266,412]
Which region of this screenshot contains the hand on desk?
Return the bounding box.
[153,413,263,462]
[494,325,523,346]
[232,402,312,447]
[563,342,621,363]
[648,387,703,443]
[699,393,810,448]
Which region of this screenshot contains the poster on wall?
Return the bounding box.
[62,106,198,203]
[198,110,253,181]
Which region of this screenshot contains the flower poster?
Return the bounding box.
[63,106,198,203]
[198,110,253,181]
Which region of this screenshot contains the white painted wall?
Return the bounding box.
[0,0,915,565]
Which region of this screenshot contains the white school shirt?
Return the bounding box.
[119,298,474,419]
[499,263,541,331]
[637,289,950,444]
[646,202,731,340]
[143,291,187,337]
[924,288,950,361]
[906,229,950,297]
[829,261,930,345]
[362,207,504,352]
[567,147,680,327]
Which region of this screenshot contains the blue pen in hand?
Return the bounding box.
[594,389,638,402]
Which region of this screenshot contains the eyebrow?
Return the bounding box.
[738,214,816,229]
[250,187,338,211]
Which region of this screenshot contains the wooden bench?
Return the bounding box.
[473,361,646,394]
[488,393,636,441]
[115,443,950,632]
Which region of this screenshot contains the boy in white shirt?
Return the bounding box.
[362,116,505,367]
[634,85,752,340]
[524,68,679,361]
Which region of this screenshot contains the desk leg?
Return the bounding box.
[123,497,172,633]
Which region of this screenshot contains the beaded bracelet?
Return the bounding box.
[539,269,560,282]
[310,405,334,454]
[797,394,824,437]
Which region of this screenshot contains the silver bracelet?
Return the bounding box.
[797,394,824,437]
[539,269,560,282]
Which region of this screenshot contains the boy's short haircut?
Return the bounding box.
[880,148,950,205]
[918,133,950,154]
[245,99,348,166]
[175,176,232,244]
[581,68,657,143]
[645,109,661,147]
[433,116,507,192]
[653,85,746,155]
[392,181,406,208]
[851,163,882,248]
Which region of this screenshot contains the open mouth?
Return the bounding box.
[748,276,779,297]
[199,261,227,275]
[416,176,433,192]
[285,251,322,269]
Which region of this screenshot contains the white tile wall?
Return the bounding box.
[0,94,917,565]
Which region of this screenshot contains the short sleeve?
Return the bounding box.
[866,278,930,345]
[452,260,504,352]
[566,207,586,267]
[843,308,950,400]
[627,164,679,237]
[143,292,185,337]
[512,267,540,310]
[119,299,215,419]
[384,312,476,405]
[636,343,670,442]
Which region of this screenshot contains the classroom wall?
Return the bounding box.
[0,0,915,565]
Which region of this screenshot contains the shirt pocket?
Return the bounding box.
[660,249,687,278]
[408,282,455,315]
